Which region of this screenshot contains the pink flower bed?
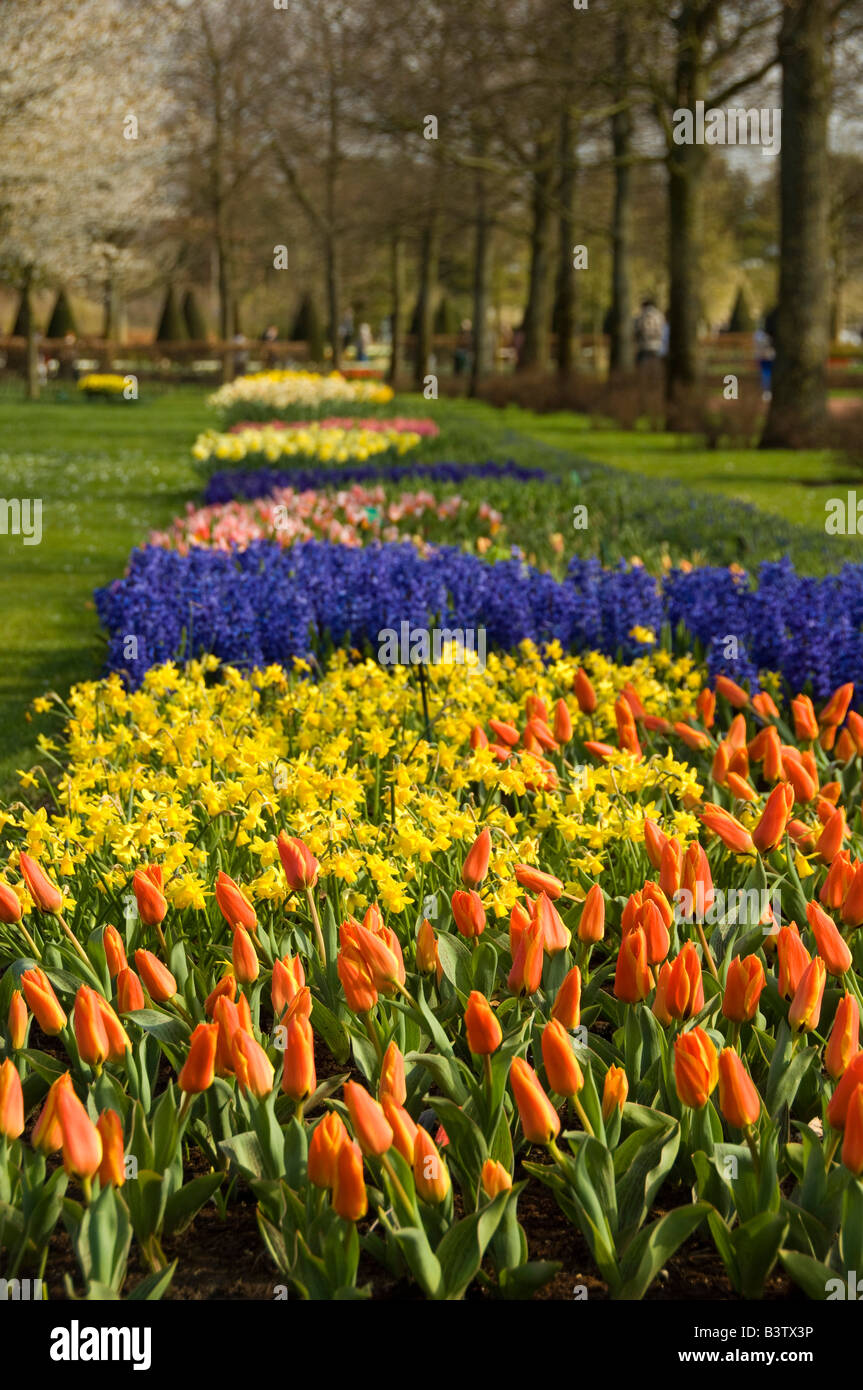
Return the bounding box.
[226,416,440,436]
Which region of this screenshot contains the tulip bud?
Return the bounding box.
[507,913,544,996]
[277,833,319,890]
[722,954,765,1023]
[509,1057,560,1145]
[102,923,126,979]
[673,1028,719,1109]
[451,889,486,939]
[7,990,27,1049]
[665,942,704,1021]
[514,864,563,900]
[337,950,378,1014]
[535,891,570,955]
[541,1019,584,1097]
[826,993,860,1080]
[215,870,257,932]
[231,925,259,986]
[822,851,854,910]
[791,695,819,741]
[415,918,440,976]
[752,783,794,855]
[573,667,596,714]
[116,967,145,1015]
[56,1079,103,1180]
[332,1139,367,1221]
[819,682,854,728]
[271,954,304,1020]
[178,1022,219,1093]
[551,965,582,1030]
[96,1109,125,1187]
[601,1064,628,1121]
[204,971,237,1017]
[0,1058,24,1139]
[806,901,852,976]
[481,1158,513,1199]
[613,927,651,1004]
[382,1096,419,1163]
[281,1016,316,1101]
[344,1081,393,1157]
[842,1085,863,1177]
[553,698,573,744]
[464,991,502,1055]
[413,1126,451,1204]
[776,924,812,999]
[461,827,491,889]
[0,876,23,924]
[134,949,177,1004]
[132,866,167,927]
[20,965,67,1035]
[717,1048,761,1128]
[308,1111,349,1187]
[19,852,62,914]
[232,1030,275,1098]
[379,1040,407,1106]
[73,985,110,1068]
[699,805,755,854]
[827,1052,863,1129]
[788,956,826,1033]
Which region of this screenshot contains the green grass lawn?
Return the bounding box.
[0,383,858,797]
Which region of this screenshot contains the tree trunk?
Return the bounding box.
[102,277,118,341]
[666,142,706,394]
[414,214,440,389]
[325,235,340,371]
[609,20,635,374]
[24,273,39,401]
[520,129,555,372]
[762,0,831,447]
[387,233,403,386]
[469,167,491,396]
[554,105,579,376]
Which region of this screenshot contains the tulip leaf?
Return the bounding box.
[124,1009,188,1047]
[778,1249,836,1300]
[219,1131,266,1181]
[390,1225,442,1299]
[617,1201,710,1300]
[616,1120,680,1247]
[128,1262,177,1300]
[427,1096,487,1185]
[436,1190,512,1300]
[732,1211,789,1299]
[435,931,473,995]
[163,1173,223,1236]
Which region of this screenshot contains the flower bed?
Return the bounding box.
[192,422,424,471]
[208,369,395,426]
[2,647,863,1301]
[202,459,550,506]
[77,373,133,398]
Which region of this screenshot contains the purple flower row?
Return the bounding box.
[201,459,550,505]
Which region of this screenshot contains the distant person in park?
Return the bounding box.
[261,324,278,343]
[754,307,777,401]
[634,298,667,366]
[356,322,372,362]
[454,318,473,376]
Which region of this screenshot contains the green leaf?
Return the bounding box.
[219,1131,266,1181]
[617,1202,710,1300]
[128,1262,177,1300]
[163,1173,223,1236]
[436,1190,511,1300]
[733,1211,789,1299]
[778,1249,837,1300]
[124,1009,188,1047]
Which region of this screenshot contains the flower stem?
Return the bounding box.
[306,887,326,966]
[57,912,90,966]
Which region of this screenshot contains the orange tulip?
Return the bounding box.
[271,954,305,1020]
[806,901,852,976]
[842,862,863,928]
[214,996,242,1078]
[791,695,819,741]
[204,971,237,1017]
[281,1016,316,1101]
[509,1057,560,1144]
[525,717,559,753]
[231,925,259,985]
[643,819,667,871]
[828,1052,863,1129]
[116,967,145,1015]
[32,1073,68,1154]
[682,843,715,918]
[102,923,126,979]
[788,957,826,1033]
[177,1022,219,1093]
[820,682,854,727]
[577,884,605,943]
[541,1019,584,1097]
[415,918,441,978]
[344,1080,393,1157]
[337,950,378,1014]
[507,913,545,996]
[19,852,62,914]
[551,965,582,1030]
[535,891,570,955]
[717,1048,761,1128]
[95,993,130,1063]
[488,717,520,747]
[96,1109,125,1187]
[553,698,573,744]
[481,1158,513,1199]
[842,1085,863,1176]
[20,965,67,1035]
[382,1096,419,1163]
[821,851,854,910]
[461,827,491,889]
[413,1126,451,1204]
[825,993,860,1080]
[776,924,812,999]
[673,1028,719,1108]
[464,991,502,1055]
[132,866,167,927]
[640,899,671,967]
[696,686,716,728]
[379,1040,407,1105]
[514,864,563,900]
[601,1064,629,1121]
[7,990,27,1049]
[332,1138,368,1221]
[452,889,486,940]
[752,691,779,721]
[308,1111,349,1187]
[816,807,846,865]
[0,1058,24,1139]
[276,833,319,890]
[0,877,22,923]
[675,722,711,752]
[715,674,749,709]
[469,724,489,750]
[573,667,597,714]
[215,871,257,932]
[351,921,405,992]
[659,838,683,900]
[55,1077,103,1179]
[134,949,177,1003]
[664,942,704,1021]
[699,805,754,854]
[614,927,651,1004]
[232,1030,275,1098]
[722,954,765,1023]
[752,783,794,854]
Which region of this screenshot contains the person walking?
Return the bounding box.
[634,298,667,366]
